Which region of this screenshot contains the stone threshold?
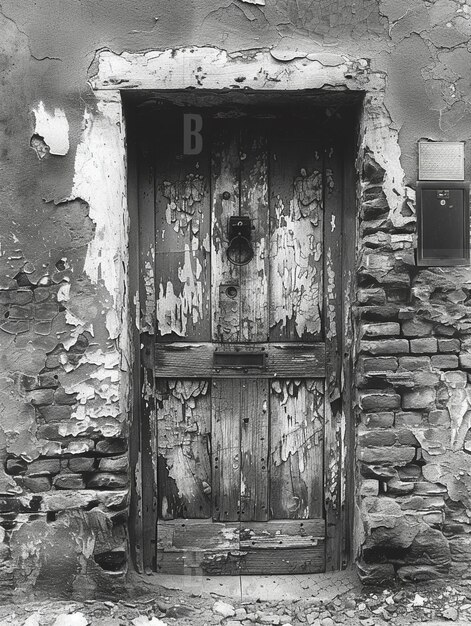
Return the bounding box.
[129,569,360,602]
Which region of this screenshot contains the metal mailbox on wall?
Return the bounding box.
[417,182,470,266]
[417,142,470,266]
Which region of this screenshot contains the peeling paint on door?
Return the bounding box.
[269,184,323,339]
[151,113,333,574]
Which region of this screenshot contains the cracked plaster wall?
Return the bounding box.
[0,0,471,593]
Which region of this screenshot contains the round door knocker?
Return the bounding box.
[227,235,254,266]
[226,216,254,266]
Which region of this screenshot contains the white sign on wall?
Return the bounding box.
[418,141,465,181]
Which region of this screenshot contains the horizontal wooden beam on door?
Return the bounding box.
[156,518,326,575]
[157,518,325,550]
[156,546,325,575]
[152,342,326,378]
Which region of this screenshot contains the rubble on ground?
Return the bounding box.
[1,578,471,625]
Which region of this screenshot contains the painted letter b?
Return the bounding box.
[183,113,203,155]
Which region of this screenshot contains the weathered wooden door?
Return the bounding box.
[142,110,345,575]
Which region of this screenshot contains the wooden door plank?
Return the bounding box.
[156,379,211,519]
[157,549,243,575]
[269,136,324,341]
[157,545,325,575]
[211,379,241,521]
[136,112,158,573]
[239,123,270,342]
[154,342,326,378]
[157,517,324,549]
[211,121,241,342]
[157,519,239,550]
[154,113,211,341]
[323,135,345,570]
[240,518,325,537]
[240,378,269,521]
[270,379,324,519]
[128,111,146,573]
[240,518,324,548]
[340,123,357,570]
[156,515,326,574]
[238,546,325,574]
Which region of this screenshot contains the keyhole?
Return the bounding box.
[226,286,238,299]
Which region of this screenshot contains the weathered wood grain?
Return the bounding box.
[240,378,269,521]
[156,379,211,519]
[136,113,158,572]
[323,137,344,570]
[270,379,324,519]
[127,111,144,572]
[269,134,324,341]
[238,546,325,574]
[240,518,325,547]
[156,518,326,572]
[157,519,239,550]
[154,342,326,378]
[156,544,325,575]
[154,113,211,341]
[148,115,349,575]
[211,379,241,521]
[156,549,241,575]
[157,517,325,549]
[211,120,240,342]
[240,123,269,342]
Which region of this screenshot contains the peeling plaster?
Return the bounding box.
[70,105,127,311]
[91,48,385,93]
[67,95,131,440]
[32,102,69,156]
[358,94,411,229]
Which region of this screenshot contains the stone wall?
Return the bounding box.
[0,286,129,595]
[0,195,129,596]
[356,139,471,583]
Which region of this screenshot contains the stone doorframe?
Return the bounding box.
[83,46,410,574]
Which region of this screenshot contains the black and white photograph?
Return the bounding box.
[0,1,471,624]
